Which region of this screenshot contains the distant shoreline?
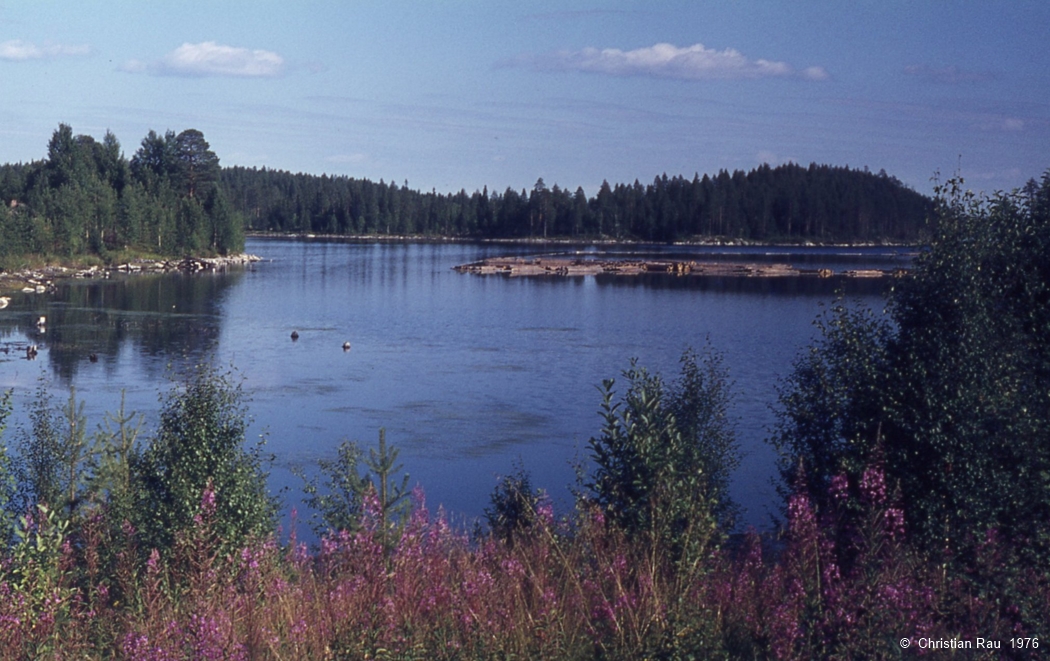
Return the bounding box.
[1,232,918,296]
[0,254,262,296]
[245,230,918,249]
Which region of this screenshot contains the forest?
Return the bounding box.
[222,162,931,243]
[0,125,243,265]
[0,125,932,269]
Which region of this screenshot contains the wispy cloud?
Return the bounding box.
[0,39,90,61]
[505,42,828,81]
[123,41,284,77]
[903,64,995,84]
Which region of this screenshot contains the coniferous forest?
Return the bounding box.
[0,125,243,264]
[222,162,930,243]
[0,125,932,269]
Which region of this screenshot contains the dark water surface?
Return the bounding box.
[0,239,908,532]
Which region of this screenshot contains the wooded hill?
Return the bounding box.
[223,163,931,243]
[0,125,932,265]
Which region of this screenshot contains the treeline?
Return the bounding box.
[222,162,931,243]
[0,125,931,265]
[0,125,243,263]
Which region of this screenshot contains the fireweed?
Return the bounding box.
[0,463,1045,659]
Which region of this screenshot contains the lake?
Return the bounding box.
[0,238,909,533]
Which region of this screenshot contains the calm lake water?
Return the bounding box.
[0,238,909,533]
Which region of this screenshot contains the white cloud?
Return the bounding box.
[126,41,284,77]
[119,59,148,73]
[509,42,828,81]
[0,39,90,61]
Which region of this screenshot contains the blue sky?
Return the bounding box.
[1,1,1047,196]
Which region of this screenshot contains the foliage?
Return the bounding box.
[299,439,367,538]
[485,464,549,546]
[0,364,1045,657]
[364,428,412,541]
[771,301,893,509]
[0,461,1043,659]
[299,428,410,543]
[0,123,244,263]
[586,349,739,562]
[221,161,930,242]
[0,391,16,545]
[15,383,91,519]
[774,171,1050,567]
[131,366,276,555]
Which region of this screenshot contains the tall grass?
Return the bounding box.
[0,463,1045,659]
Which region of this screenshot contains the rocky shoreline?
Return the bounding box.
[0,254,263,295]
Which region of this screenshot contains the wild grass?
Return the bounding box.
[0,465,1045,660]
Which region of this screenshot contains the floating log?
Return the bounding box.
[454,256,897,279]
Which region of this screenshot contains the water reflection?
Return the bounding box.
[0,239,900,531]
[0,271,242,382]
[589,272,892,297]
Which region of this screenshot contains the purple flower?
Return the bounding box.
[829,473,849,502]
[200,482,217,517]
[860,466,887,506]
[883,507,906,539]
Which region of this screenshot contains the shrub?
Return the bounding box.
[485,464,548,546]
[0,390,16,545]
[585,348,739,562]
[131,365,276,554]
[774,171,1050,567]
[14,384,91,520]
[300,428,410,542]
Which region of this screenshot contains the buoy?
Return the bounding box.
[36,316,46,327]
[290,330,299,341]
[89,353,98,363]
[342,341,351,351]
[26,344,37,359]
[0,296,9,309]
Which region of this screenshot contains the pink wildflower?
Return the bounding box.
[860,465,887,506]
[829,473,849,502]
[200,481,217,517]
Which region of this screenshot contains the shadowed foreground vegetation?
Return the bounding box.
[0,407,1045,659]
[0,174,1048,659]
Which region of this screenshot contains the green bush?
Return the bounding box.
[299,428,409,541]
[485,464,546,546]
[774,171,1050,566]
[0,390,16,545]
[585,348,739,562]
[131,366,276,554]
